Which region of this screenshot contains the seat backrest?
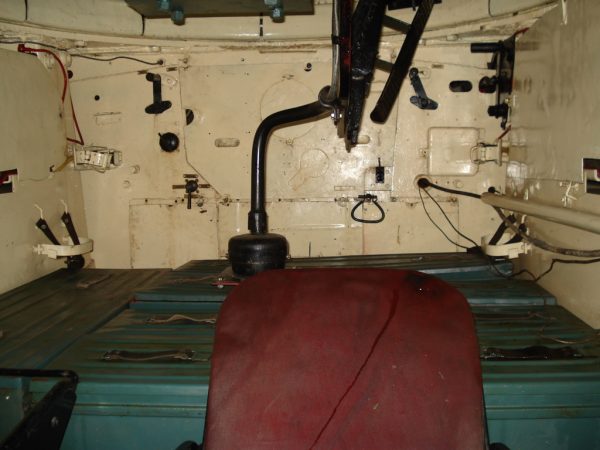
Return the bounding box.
[205,268,484,450]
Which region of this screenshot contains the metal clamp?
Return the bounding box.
[351,194,385,224]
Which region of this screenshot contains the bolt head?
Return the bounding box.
[271,7,284,21]
[171,8,185,25]
[157,0,170,11]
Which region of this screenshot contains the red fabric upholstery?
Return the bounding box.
[205,269,484,449]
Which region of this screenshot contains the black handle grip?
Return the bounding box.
[470,42,503,53]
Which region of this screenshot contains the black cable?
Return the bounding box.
[485,256,537,281]
[417,177,482,199]
[71,54,163,64]
[494,257,600,282]
[421,187,479,248]
[528,257,600,282]
[494,207,600,258]
[485,210,600,280]
[417,181,537,277]
[0,39,163,65]
[416,178,600,278]
[418,188,470,250]
[418,187,523,277]
[419,177,600,257]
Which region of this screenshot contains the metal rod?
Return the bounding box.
[481,192,600,235]
[322,0,341,104]
[249,101,329,234]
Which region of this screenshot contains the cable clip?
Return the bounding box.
[351,194,385,224]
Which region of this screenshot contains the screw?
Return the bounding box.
[171,7,185,25]
[271,6,284,21]
[157,0,170,11]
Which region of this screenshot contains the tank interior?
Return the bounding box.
[1,0,600,448]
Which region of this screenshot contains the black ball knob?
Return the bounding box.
[159,132,179,152]
[479,76,498,94]
[487,103,509,119]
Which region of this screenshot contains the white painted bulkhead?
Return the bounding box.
[3,0,600,328]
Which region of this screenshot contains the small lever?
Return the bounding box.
[409,68,438,110]
[185,179,199,210]
[144,73,172,115]
[61,212,80,245]
[375,158,385,184]
[35,218,60,245]
[61,211,85,270]
[173,175,210,209]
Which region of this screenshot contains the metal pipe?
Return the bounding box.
[249,100,329,234]
[481,192,600,235]
[322,0,341,104]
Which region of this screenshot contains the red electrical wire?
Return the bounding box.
[514,28,530,37]
[495,125,511,142]
[18,44,68,102]
[66,96,85,146]
[18,44,84,145]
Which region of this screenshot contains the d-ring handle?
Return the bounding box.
[351,194,385,224]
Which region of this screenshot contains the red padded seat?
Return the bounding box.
[205,269,484,449]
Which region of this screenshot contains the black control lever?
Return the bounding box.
[60,212,85,271]
[344,0,388,145]
[35,214,84,271]
[387,0,441,9]
[144,73,172,115]
[185,179,199,210]
[470,36,516,129]
[409,68,438,110]
[375,157,385,183]
[370,0,436,123]
[61,212,80,245]
[172,175,210,210]
[35,218,60,245]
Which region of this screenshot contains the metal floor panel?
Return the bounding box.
[0,268,168,441]
[475,305,600,448]
[135,253,555,306]
[31,307,219,450]
[0,268,168,369]
[2,255,598,449]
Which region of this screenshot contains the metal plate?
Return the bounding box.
[7,255,598,449]
[0,268,167,369]
[124,0,314,17]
